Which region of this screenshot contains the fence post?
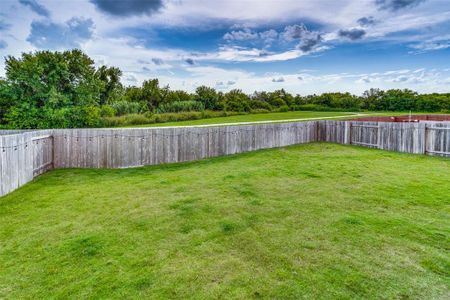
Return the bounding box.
[377,122,382,150]
[420,122,427,155]
[344,121,351,144]
[315,121,320,142]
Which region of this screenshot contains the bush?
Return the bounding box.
[201,110,227,118]
[111,101,143,116]
[100,105,116,117]
[101,114,153,127]
[194,86,223,110]
[292,104,359,112]
[224,89,251,112]
[278,105,290,112]
[249,108,271,114]
[154,112,201,123]
[100,110,248,127]
[156,101,204,113]
[268,97,286,108]
[249,100,273,111]
[83,106,102,127]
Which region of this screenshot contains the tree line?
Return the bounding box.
[0,49,449,129]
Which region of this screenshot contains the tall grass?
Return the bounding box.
[101,110,246,127]
[156,101,205,113]
[111,101,145,116]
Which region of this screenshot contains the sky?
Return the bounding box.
[0,0,449,95]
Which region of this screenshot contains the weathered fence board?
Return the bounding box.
[425,122,450,157]
[1,120,449,197]
[51,122,317,169]
[32,135,54,176]
[0,130,53,196]
[318,121,440,155]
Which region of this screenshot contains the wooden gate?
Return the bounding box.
[350,123,379,148]
[425,125,450,157]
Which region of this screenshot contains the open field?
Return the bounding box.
[124,111,360,127]
[123,111,446,128]
[0,143,449,299]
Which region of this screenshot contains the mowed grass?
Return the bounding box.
[124,111,444,128]
[1,143,449,299]
[126,111,359,127]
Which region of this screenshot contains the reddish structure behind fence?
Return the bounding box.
[353,114,450,122]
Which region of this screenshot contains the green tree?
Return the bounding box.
[3,49,103,128]
[223,89,250,112]
[194,86,222,110]
[0,79,12,125]
[250,91,273,110]
[164,90,193,104]
[270,89,294,108]
[96,66,123,105]
[123,86,142,102]
[361,88,385,110]
[382,89,417,111]
[140,79,170,112]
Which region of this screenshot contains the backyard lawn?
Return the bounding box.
[0,143,449,299]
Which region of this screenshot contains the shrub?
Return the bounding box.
[249,100,273,111]
[224,89,251,112]
[201,110,227,118]
[278,105,290,112]
[100,105,116,117]
[111,101,143,116]
[83,106,102,128]
[268,97,287,108]
[293,104,359,112]
[100,110,249,127]
[156,101,204,113]
[101,114,153,127]
[195,86,223,110]
[250,109,271,114]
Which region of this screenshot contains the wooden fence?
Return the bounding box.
[52,122,318,168]
[318,121,450,155]
[0,130,53,196]
[0,120,449,197]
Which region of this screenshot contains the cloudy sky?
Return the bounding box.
[0,0,449,94]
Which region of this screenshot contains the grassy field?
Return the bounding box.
[123,111,447,128]
[1,144,449,299]
[125,111,360,127]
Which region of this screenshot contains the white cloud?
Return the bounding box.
[205,45,329,62]
[353,68,447,89]
[151,66,450,95]
[259,29,278,44]
[223,28,258,41]
[409,40,450,53]
[0,0,449,95]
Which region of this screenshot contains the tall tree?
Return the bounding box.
[96,66,123,105]
[141,79,168,112]
[3,49,103,128]
[195,86,222,110]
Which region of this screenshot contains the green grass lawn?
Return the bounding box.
[123,110,446,128]
[1,143,449,299]
[125,111,360,127]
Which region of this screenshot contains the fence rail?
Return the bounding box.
[0,120,449,197]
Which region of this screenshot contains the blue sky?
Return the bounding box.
[0,0,450,94]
